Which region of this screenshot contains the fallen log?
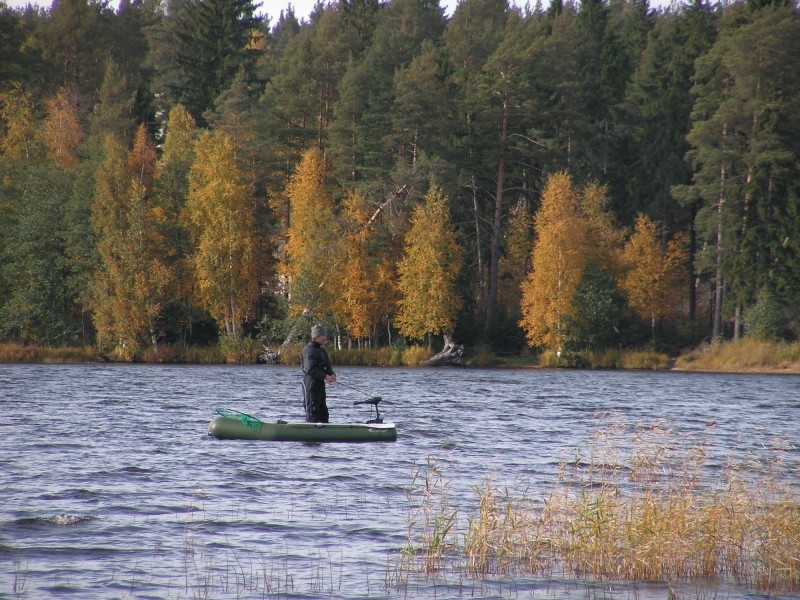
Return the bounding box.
[422,333,464,367]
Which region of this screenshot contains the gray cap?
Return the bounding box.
[311,324,326,339]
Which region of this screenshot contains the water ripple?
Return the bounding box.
[1,364,798,599]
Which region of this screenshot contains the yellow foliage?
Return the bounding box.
[396,183,463,341]
[335,191,399,340]
[283,148,336,316]
[186,131,257,336]
[619,214,688,337]
[519,172,587,350]
[90,132,172,355]
[157,104,197,178]
[129,124,157,188]
[41,88,83,173]
[580,181,624,270]
[0,83,38,162]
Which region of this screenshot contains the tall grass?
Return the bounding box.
[0,343,97,363]
[279,343,432,367]
[395,418,800,595]
[675,338,800,373]
[394,456,460,583]
[538,348,671,369]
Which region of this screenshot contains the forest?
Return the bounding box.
[0,0,798,362]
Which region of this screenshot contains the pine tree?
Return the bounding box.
[685,4,800,339]
[390,40,451,168]
[150,0,262,126]
[0,164,78,344]
[329,0,446,185]
[473,12,537,333]
[89,57,137,148]
[31,0,113,95]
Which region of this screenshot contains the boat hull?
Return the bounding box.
[207,416,397,442]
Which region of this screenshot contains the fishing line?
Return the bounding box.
[331,380,374,398]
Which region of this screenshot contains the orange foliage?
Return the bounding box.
[519,172,588,350]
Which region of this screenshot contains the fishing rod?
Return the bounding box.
[330,380,385,423]
[331,379,375,398]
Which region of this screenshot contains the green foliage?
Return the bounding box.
[744,288,785,342]
[0,164,80,345]
[540,349,590,369]
[218,333,261,364]
[1,0,799,358]
[151,0,262,125]
[686,5,800,337]
[563,263,624,352]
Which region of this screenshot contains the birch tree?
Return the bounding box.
[619,214,687,342]
[91,127,169,357]
[396,183,463,345]
[186,130,257,336]
[334,190,398,345]
[283,148,337,319]
[41,87,83,173]
[519,172,587,350]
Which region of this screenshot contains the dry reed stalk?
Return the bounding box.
[398,457,460,577]
[399,416,800,595]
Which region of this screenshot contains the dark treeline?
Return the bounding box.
[0,0,798,360]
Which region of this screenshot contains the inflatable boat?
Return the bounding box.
[207,399,397,443]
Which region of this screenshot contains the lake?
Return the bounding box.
[1,364,798,599]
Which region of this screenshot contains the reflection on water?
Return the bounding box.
[0,364,798,599]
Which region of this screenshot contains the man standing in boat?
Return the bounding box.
[301,324,337,423]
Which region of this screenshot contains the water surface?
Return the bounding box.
[1,364,798,599]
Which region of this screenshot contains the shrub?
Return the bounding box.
[745,288,785,342]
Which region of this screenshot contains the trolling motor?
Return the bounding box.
[353,397,384,424]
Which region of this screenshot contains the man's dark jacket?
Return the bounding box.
[301,341,334,422]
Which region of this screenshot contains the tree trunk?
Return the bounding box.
[486,93,509,333]
[422,333,464,367]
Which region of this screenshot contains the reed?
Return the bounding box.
[396,457,460,579]
[397,417,800,595]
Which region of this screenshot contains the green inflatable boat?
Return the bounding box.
[207,399,397,443]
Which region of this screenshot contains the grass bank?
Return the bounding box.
[394,418,800,595]
[2,338,800,373]
[675,338,800,374]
